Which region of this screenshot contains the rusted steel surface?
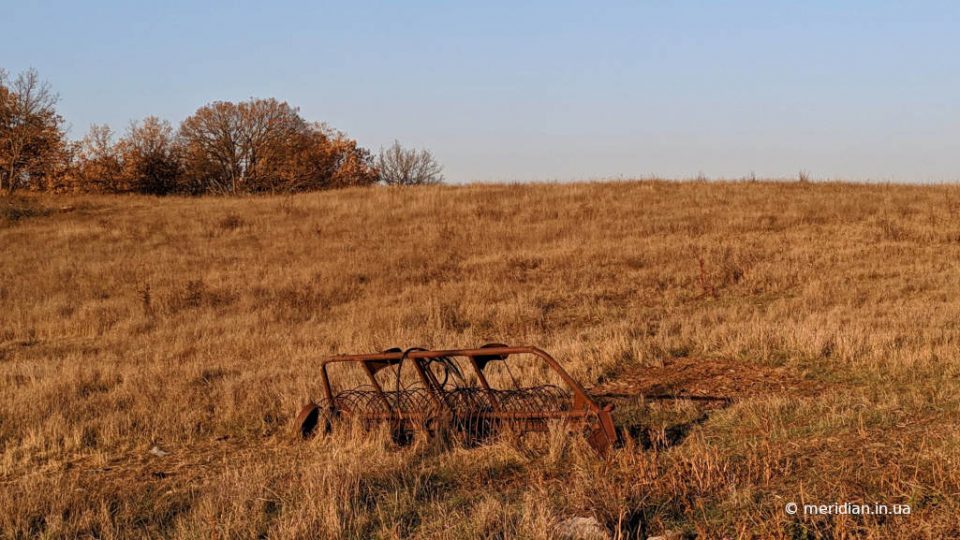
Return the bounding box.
[296,344,617,455]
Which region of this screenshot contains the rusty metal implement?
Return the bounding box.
[295,344,617,455]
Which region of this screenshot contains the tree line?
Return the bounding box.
[0,68,443,195]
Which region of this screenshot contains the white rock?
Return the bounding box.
[553,516,610,540]
[647,530,682,540]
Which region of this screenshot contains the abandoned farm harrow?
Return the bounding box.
[295,344,617,455]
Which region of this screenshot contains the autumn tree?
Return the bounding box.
[118,116,180,195]
[265,123,378,191]
[0,68,68,193]
[178,99,299,193]
[377,140,444,186]
[177,98,377,194]
[1,77,378,195]
[72,124,125,192]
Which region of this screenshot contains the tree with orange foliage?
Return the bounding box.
[321,126,379,188]
[118,116,180,195]
[72,124,125,192]
[177,98,377,194]
[2,68,379,195]
[0,69,69,193]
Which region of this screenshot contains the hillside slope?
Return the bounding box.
[2,180,959,538]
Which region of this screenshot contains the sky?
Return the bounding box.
[3,1,959,183]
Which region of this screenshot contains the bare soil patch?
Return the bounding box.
[593,356,825,401]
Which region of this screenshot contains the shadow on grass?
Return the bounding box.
[598,393,734,451]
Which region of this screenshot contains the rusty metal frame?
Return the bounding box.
[296,345,617,455]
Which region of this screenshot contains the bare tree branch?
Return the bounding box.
[377,141,444,186]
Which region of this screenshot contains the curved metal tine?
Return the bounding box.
[532,387,552,413]
[411,389,432,414]
[529,387,549,413]
[441,356,467,387]
[519,388,537,412]
[541,386,566,410]
[539,386,566,412]
[499,389,518,412]
[502,355,522,390]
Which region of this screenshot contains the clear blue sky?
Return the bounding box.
[4,1,959,182]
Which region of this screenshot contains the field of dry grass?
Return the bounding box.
[2,180,960,538]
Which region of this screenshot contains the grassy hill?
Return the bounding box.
[2,180,959,538]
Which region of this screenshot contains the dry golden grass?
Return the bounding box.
[2,180,960,538]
